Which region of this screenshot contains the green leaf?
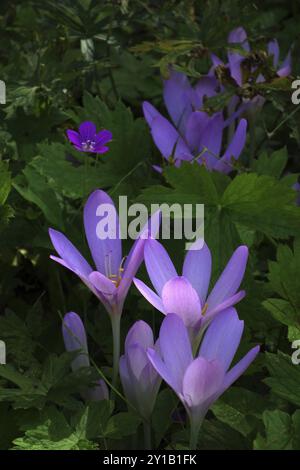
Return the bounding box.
[264,351,300,407]
[104,412,141,439]
[13,166,64,228]
[252,147,288,178]
[263,298,300,328]
[254,410,300,450]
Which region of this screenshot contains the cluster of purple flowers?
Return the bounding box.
[59,25,293,448]
[142,27,291,173]
[49,189,259,449]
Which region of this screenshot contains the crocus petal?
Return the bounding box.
[119,356,135,404]
[214,118,247,173]
[83,379,109,401]
[163,70,193,132]
[125,320,154,351]
[161,277,201,328]
[206,245,248,311]
[49,228,93,279]
[182,357,224,408]
[83,190,122,277]
[268,39,280,68]
[277,49,292,77]
[144,239,177,295]
[118,237,145,302]
[118,210,161,301]
[89,271,117,296]
[62,312,89,370]
[210,53,224,68]
[221,345,260,392]
[143,101,161,127]
[194,76,218,108]
[133,278,165,313]
[67,130,81,147]
[182,241,212,304]
[150,115,192,161]
[79,121,96,141]
[205,290,246,323]
[198,113,224,169]
[184,111,211,152]
[147,348,179,393]
[199,308,244,372]
[127,344,149,381]
[228,27,249,86]
[158,313,193,393]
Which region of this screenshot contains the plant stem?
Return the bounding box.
[111,313,121,389]
[143,419,152,450]
[189,415,202,450]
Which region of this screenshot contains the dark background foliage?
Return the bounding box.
[0,0,300,450]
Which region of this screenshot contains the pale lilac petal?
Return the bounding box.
[161,277,201,328]
[268,39,280,68]
[194,76,218,108]
[118,237,145,302]
[119,356,135,404]
[228,27,249,86]
[228,27,249,50]
[144,239,177,295]
[49,228,93,279]
[182,357,224,408]
[125,320,154,351]
[118,210,161,301]
[207,245,248,310]
[277,49,292,77]
[182,241,212,304]
[184,111,211,152]
[163,70,193,132]
[214,118,247,173]
[199,308,244,372]
[221,345,260,392]
[147,348,179,392]
[133,278,165,313]
[210,53,224,68]
[127,344,149,381]
[89,271,117,296]
[83,379,109,401]
[79,121,96,141]
[83,190,122,276]
[198,113,224,169]
[205,290,246,322]
[143,101,161,127]
[62,312,89,370]
[158,313,193,393]
[150,115,192,161]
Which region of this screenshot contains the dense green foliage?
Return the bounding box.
[0,0,300,450]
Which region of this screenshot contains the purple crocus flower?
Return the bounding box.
[223,27,292,87]
[63,311,109,401]
[49,190,160,318]
[134,239,248,337]
[143,70,247,174]
[119,320,161,420]
[147,310,259,449]
[211,27,292,119]
[66,121,112,154]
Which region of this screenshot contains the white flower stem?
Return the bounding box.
[111,313,121,389]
